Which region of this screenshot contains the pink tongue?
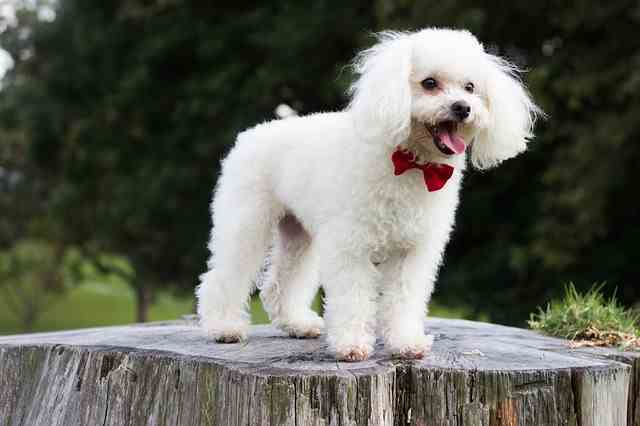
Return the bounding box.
[440,130,466,154]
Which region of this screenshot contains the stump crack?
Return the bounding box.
[347,369,360,424]
[468,369,477,403]
[293,378,298,426]
[392,364,412,425]
[75,351,87,392]
[102,375,111,426]
[174,368,181,390]
[99,354,118,380]
[571,368,582,426]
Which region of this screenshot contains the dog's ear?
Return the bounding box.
[348,32,413,144]
[471,55,543,169]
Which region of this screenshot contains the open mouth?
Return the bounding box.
[426,121,466,156]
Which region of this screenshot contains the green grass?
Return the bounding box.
[528,283,639,347]
[0,281,194,335]
[0,280,478,335]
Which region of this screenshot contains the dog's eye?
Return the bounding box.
[421,77,438,90]
[464,82,475,93]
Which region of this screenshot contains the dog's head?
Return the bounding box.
[348,28,542,169]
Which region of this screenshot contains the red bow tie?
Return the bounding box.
[392,149,454,192]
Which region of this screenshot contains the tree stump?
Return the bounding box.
[1,317,639,426]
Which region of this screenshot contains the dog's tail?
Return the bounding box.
[196,131,283,339]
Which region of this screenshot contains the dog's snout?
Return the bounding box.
[451,101,471,121]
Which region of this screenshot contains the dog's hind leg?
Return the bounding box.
[259,214,324,338]
[196,147,283,343]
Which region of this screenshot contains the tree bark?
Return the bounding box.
[134,282,151,323]
[1,318,639,425]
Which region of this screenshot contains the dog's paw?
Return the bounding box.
[201,317,248,344]
[215,333,244,344]
[329,328,375,362]
[288,326,323,339]
[336,344,373,362]
[389,334,434,359]
[281,315,325,339]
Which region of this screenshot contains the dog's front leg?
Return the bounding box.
[320,240,378,362]
[379,246,435,359]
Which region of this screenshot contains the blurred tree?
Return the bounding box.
[0,0,373,321]
[0,125,35,246]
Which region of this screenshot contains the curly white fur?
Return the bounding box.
[196,28,541,361]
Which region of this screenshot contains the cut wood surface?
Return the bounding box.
[1,317,640,426]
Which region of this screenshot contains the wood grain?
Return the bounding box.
[1,318,638,425]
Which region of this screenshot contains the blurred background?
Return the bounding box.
[0,0,637,335]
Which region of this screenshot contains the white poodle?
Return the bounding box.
[196,28,541,361]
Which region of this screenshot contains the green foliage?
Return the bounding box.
[528,283,639,343]
[0,239,67,331]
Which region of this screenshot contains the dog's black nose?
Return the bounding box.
[451,101,471,121]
